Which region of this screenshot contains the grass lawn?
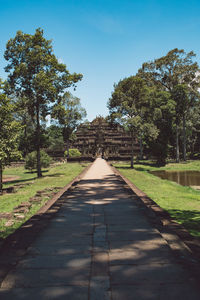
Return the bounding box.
[0,162,87,239]
[114,160,200,238]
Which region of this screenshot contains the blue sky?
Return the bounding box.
[1,0,200,120]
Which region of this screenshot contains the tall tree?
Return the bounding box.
[51,92,86,157]
[108,76,158,168]
[46,125,64,151]
[145,89,176,165]
[4,28,82,177]
[171,84,200,161]
[186,103,200,157]
[12,95,36,156]
[0,81,21,192]
[138,48,200,162]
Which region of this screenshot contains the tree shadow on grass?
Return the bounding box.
[115,166,153,172]
[3,177,37,186]
[24,170,49,174]
[134,167,150,172]
[136,161,158,167]
[3,172,65,187]
[116,161,158,171]
[115,166,131,170]
[168,209,200,238]
[43,173,65,178]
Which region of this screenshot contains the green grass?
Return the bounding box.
[114,160,200,238]
[0,162,87,238]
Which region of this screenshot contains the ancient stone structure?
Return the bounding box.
[71,116,139,160]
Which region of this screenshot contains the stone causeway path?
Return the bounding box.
[0,158,200,299]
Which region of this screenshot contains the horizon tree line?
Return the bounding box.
[1,28,200,190]
[108,48,200,167]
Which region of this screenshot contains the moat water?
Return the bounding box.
[150,170,200,187]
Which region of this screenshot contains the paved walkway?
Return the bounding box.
[0,158,199,299]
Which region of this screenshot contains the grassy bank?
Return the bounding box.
[114,160,200,238]
[0,162,87,238]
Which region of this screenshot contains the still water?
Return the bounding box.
[150,170,200,187]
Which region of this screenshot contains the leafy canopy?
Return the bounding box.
[25,150,52,171]
[0,80,22,169]
[64,149,81,158]
[51,92,86,142]
[138,48,200,92]
[108,76,158,139]
[4,28,83,177]
[4,28,83,119]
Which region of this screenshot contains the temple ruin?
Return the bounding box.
[71,116,139,160]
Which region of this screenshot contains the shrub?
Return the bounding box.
[25,150,52,171]
[64,148,81,158]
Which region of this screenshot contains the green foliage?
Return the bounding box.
[13,96,49,156]
[0,81,22,191]
[138,48,200,91]
[4,28,82,177]
[51,92,87,144]
[46,125,64,151]
[144,89,176,165]
[108,76,159,167]
[138,48,200,162]
[25,150,52,171]
[64,148,81,158]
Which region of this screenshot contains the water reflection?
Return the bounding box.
[150,170,200,187]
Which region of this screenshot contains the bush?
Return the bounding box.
[25,150,52,171]
[193,153,200,159]
[64,148,81,158]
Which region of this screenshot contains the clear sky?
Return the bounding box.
[1,0,200,121]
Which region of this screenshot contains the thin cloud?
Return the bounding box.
[87,14,123,34]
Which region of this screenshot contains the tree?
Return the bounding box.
[138,48,200,162]
[64,148,81,158]
[171,84,200,161]
[145,89,176,165]
[46,125,64,151]
[4,28,82,177]
[51,92,86,157]
[185,103,200,157]
[25,150,52,172]
[108,76,158,168]
[0,81,21,192]
[13,95,48,157]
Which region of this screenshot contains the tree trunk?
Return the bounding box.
[131,132,134,169]
[183,114,186,161]
[66,140,69,158]
[0,165,3,193]
[36,104,42,177]
[176,125,180,163]
[63,127,70,162]
[24,118,28,157]
[139,135,143,160]
[65,139,70,163]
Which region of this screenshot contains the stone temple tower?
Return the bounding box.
[72,116,139,160]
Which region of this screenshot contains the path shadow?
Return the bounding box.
[1,169,200,298]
